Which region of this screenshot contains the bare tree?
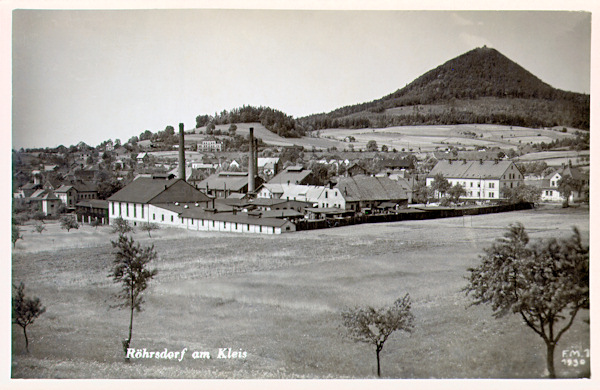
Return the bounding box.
[34,222,46,234]
[109,234,158,357]
[12,283,46,352]
[341,294,414,377]
[12,224,23,248]
[139,222,160,238]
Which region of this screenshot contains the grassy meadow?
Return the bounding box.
[11,205,590,379]
[187,122,579,154]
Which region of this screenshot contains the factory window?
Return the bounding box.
[161,215,164,221]
[133,205,136,218]
[141,206,144,218]
[126,204,129,217]
[171,215,173,222]
[153,214,155,220]
[112,202,115,215]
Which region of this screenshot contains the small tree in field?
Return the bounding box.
[140,222,160,238]
[12,224,23,248]
[12,283,46,352]
[341,294,414,377]
[90,218,102,230]
[109,234,158,357]
[464,223,589,378]
[111,217,134,235]
[60,215,79,232]
[34,222,46,234]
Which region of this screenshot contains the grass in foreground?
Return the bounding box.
[11,206,590,378]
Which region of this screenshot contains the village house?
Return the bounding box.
[278,184,347,209]
[107,177,212,227]
[137,152,150,164]
[335,175,411,212]
[75,199,109,224]
[268,165,314,185]
[539,166,588,203]
[426,160,523,201]
[198,139,223,152]
[257,157,281,176]
[161,205,297,234]
[346,163,369,177]
[198,172,264,198]
[28,189,61,216]
[107,176,295,234]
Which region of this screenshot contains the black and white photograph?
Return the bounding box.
[5,0,596,388]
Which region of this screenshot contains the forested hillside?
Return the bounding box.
[299,47,589,131]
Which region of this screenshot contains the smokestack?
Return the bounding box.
[248,127,255,193]
[178,123,185,180]
[254,137,259,180]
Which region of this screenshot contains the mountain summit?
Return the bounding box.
[299,47,589,130]
[385,46,556,103]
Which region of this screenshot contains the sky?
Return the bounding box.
[8,4,594,149]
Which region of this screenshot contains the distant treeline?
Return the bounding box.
[196,105,305,138]
[300,105,589,132]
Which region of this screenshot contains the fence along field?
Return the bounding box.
[11,205,589,378]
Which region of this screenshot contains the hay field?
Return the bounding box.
[187,122,578,152]
[11,206,589,379]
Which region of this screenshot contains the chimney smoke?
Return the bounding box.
[178,123,185,180]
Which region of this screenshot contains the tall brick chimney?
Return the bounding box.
[248,127,255,193]
[178,123,185,181]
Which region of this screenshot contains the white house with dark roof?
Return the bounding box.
[335,175,410,212]
[107,177,212,226]
[107,177,294,234]
[539,166,588,203]
[279,184,346,209]
[426,160,523,200]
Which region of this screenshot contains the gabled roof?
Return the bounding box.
[280,185,333,202]
[268,166,312,185]
[155,204,293,228]
[382,158,414,169]
[108,177,179,203]
[76,199,109,209]
[39,191,59,201]
[21,183,41,190]
[108,177,211,204]
[335,175,409,202]
[426,160,513,180]
[250,198,288,207]
[55,184,75,193]
[198,172,249,192]
[30,189,46,198]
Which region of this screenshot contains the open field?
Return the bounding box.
[188,122,579,153]
[11,205,589,379]
[516,150,590,167]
